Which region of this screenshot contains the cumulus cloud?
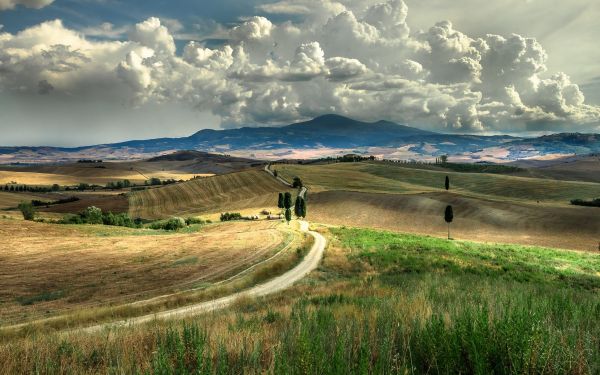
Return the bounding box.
[0,0,598,133]
[0,0,53,11]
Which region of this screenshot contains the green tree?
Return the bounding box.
[285,208,291,224]
[284,192,292,209]
[292,176,303,188]
[445,176,450,191]
[444,205,454,240]
[440,155,448,164]
[82,206,103,224]
[18,202,35,221]
[51,184,60,192]
[278,193,284,210]
[300,198,307,218]
[294,197,302,217]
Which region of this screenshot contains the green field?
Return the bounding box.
[276,162,600,203]
[2,226,598,374]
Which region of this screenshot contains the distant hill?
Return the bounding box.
[0,115,599,163]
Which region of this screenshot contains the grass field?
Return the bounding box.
[2,225,597,373]
[129,169,292,219]
[0,218,293,325]
[277,162,600,203]
[0,165,205,186]
[276,162,600,251]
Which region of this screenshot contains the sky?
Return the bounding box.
[1,0,599,146]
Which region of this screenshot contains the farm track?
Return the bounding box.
[75,220,325,333]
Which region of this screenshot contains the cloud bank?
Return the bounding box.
[0,0,599,134]
[0,0,53,10]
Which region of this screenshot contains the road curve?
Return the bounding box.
[77,220,325,334]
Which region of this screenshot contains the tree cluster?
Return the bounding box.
[105,180,131,189]
[59,206,139,228]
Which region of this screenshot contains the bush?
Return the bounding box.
[18,202,35,221]
[185,217,205,225]
[58,214,84,224]
[292,176,303,188]
[220,212,242,222]
[103,212,136,227]
[570,198,600,207]
[82,206,103,224]
[149,217,186,231]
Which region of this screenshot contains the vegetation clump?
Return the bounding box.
[58,206,139,228]
[17,201,35,220]
[220,212,242,222]
[31,196,79,207]
[105,179,131,189]
[570,198,600,207]
[149,217,187,231]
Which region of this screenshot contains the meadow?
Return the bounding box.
[1,226,597,374]
[276,162,600,251]
[0,219,302,326]
[276,162,600,203]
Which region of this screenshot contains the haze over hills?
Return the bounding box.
[1,115,599,163]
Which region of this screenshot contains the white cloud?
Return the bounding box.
[0,0,53,11]
[0,0,598,135]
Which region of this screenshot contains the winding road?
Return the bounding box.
[77,221,325,333]
[75,167,322,333]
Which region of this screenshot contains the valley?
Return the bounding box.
[0,146,598,373]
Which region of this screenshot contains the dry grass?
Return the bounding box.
[276,162,600,251]
[277,162,600,203]
[0,219,290,325]
[129,169,292,219]
[306,190,600,251]
[0,163,211,186]
[0,191,51,209]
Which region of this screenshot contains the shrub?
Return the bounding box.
[149,217,186,231]
[18,202,35,220]
[185,217,205,225]
[220,212,242,222]
[292,176,303,188]
[82,206,103,224]
[570,198,600,207]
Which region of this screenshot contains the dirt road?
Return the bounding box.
[77,220,325,333]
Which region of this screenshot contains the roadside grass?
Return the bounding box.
[1,226,598,373]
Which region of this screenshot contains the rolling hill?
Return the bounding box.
[276,162,600,251]
[128,169,290,219]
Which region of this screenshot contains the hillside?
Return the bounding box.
[276,162,600,251]
[128,169,290,219]
[511,153,600,183]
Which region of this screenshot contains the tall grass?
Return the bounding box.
[1,227,598,374]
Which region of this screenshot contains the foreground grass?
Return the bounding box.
[1,227,598,374]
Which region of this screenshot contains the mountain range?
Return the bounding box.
[1,114,599,163]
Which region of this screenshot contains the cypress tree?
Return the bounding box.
[294,197,302,217]
[284,192,292,209]
[445,176,450,190]
[444,205,454,239]
[277,193,284,210]
[285,208,291,224]
[300,198,307,218]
